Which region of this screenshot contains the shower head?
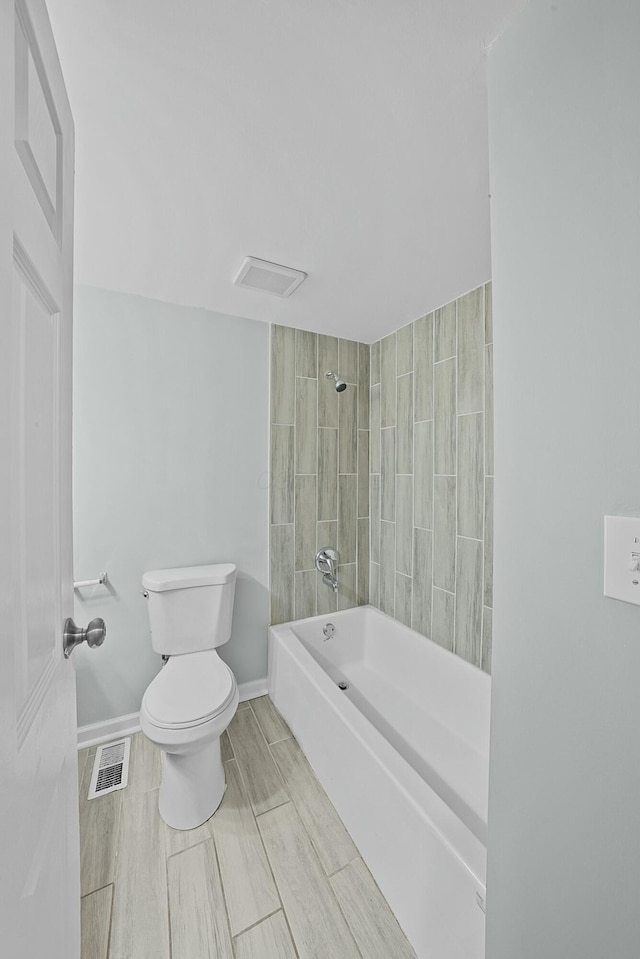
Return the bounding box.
[325,370,347,393]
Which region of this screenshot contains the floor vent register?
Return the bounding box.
[87,738,131,800]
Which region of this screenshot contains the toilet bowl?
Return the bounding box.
[140,563,239,830]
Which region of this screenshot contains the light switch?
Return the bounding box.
[604,515,640,605]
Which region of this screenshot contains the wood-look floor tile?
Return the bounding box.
[127,732,162,794]
[270,737,358,876]
[81,885,112,959]
[165,819,212,859]
[234,911,297,959]
[226,708,289,816]
[251,696,291,745]
[79,750,122,897]
[210,759,280,935]
[167,840,233,959]
[329,858,417,959]
[110,790,170,959]
[257,802,360,959]
[221,729,234,762]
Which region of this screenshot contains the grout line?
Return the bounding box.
[232,907,284,942]
[254,798,292,819]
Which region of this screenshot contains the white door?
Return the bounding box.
[0,0,80,956]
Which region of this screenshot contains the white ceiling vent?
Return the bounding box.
[234,257,306,297]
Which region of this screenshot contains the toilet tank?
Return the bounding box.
[142,564,237,655]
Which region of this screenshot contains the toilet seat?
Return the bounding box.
[142,650,236,729]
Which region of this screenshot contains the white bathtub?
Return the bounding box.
[268,604,490,959]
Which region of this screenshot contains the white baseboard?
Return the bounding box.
[77,711,141,750]
[77,678,268,748]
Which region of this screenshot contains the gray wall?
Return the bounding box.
[73,286,269,728]
[369,284,493,672]
[269,326,370,623]
[487,2,640,956]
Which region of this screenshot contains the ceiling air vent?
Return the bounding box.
[233,256,306,297]
[87,737,131,800]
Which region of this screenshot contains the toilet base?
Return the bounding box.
[159,737,226,830]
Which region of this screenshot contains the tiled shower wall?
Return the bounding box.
[269,325,370,625]
[369,282,494,672]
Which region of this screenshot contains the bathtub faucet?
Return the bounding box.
[322,572,339,593]
[316,547,339,593]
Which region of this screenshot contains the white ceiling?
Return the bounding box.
[47,0,523,343]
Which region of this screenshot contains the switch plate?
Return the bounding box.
[604,515,640,605]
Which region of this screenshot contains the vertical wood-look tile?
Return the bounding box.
[433,476,456,592]
[413,420,433,530]
[295,329,317,378]
[357,430,369,517]
[168,840,233,959]
[295,377,317,474]
[338,338,359,384]
[234,912,298,959]
[226,709,289,816]
[455,537,483,667]
[338,563,357,610]
[318,335,338,428]
[396,323,413,375]
[338,474,357,564]
[482,606,493,674]
[295,475,316,571]
[338,387,357,474]
[457,286,484,415]
[270,524,294,625]
[379,521,396,616]
[396,373,413,474]
[457,413,484,540]
[316,575,338,615]
[357,518,369,605]
[329,858,417,959]
[270,425,294,524]
[434,358,456,475]
[128,732,162,794]
[370,383,381,472]
[431,587,455,652]
[209,760,281,936]
[110,790,170,958]
[485,343,494,476]
[271,325,296,425]
[317,519,337,552]
[395,475,413,576]
[164,815,215,859]
[317,429,338,521]
[251,696,291,745]
[270,737,359,876]
[370,339,381,386]
[370,474,380,565]
[81,885,112,959]
[412,528,433,638]
[79,750,122,896]
[380,334,396,428]
[484,477,494,608]
[484,281,493,344]
[434,302,456,362]
[295,570,317,619]
[380,427,396,522]
[413,313,433,422]
[395,573,412,627]
[257,803,361,959]
[369,562,380,608]
[358,343,370,430]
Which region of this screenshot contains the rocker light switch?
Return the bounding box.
[604,516,640,606]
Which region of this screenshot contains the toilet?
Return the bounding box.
[140,563,239,830]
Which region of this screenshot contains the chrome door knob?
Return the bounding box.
[63,617,107,659]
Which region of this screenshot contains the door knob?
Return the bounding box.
[63,617,107,659]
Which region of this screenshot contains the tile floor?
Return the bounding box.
[78,696,417,959]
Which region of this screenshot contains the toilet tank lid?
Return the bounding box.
[142,563,236,591]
